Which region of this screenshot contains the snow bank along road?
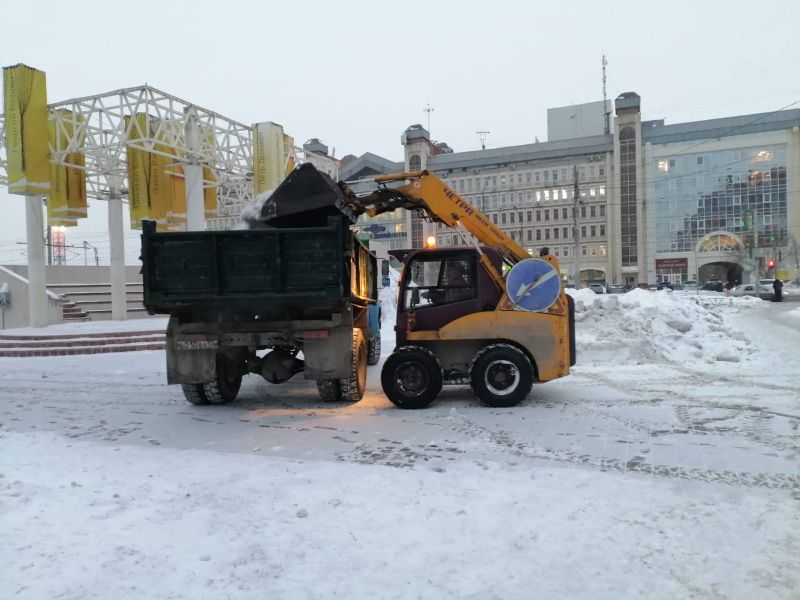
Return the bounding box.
[1,294,799,599]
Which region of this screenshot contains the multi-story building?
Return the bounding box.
[340,95,800,285]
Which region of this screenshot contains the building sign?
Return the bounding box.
[656,258,688,270]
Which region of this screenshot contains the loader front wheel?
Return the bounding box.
[381,346,442,409]
[470,344,533,408]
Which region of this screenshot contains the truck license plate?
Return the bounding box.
[176,339,219,350]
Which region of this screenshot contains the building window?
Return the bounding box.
[536,229,542,241]
[590,205,596,218]
[536,210,541,221]
[563,247,569,257]
[582,245,587,256]
[553,170,558,181]
[581,225,587,238]
[599,166,605,177]
[491,214,497,224]
[545,229,551,240]
[581,206,586,218]
[544,209,550,221]
[527,229,532,241]
[619,126,638,266]
[562,227,569,239]
[590,225,596,237]
[527,210,532,222]
[510,212,515,223]
[554,228,560,239]
[501,213,507,225]
[600,224,606,236]
[409,154,421,171]
[562,207,568,219]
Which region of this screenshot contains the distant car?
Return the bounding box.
[731,283,758,298]
[784,282,800,301]
[683,280,698,291]
[657,282,683,291]
[588,283,606,294]
[701,281,724,292]
[636,283,650,290]
[607,284,626,294]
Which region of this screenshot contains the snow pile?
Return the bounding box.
[567,288,752,365]
[786,306,800,322]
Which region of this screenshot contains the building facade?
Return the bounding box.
[340,95,800,285]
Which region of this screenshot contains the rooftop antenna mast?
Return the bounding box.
[424,103,434,132]
[476,130,490,150]
[602,54,610,135]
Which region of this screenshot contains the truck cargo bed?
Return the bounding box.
[141,217,374,319]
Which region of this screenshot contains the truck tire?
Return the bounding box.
[469,343,533,408]
[316,329,368,402]
[316,379,342,402]
[202,361,242,405]
[367,335,382,366]
[181,384,208,405]
[381,346,442,409]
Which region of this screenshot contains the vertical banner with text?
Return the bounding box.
[3,64,50,195]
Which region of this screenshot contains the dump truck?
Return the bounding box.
[140,165,380,405]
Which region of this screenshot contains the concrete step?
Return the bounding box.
[0,329,166,357]
[0,334,164,349]
[0,342,165,357]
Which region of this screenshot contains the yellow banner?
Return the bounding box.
[203,127,217,218]
[48,109,87,226]
[253,121,286,195]
[125,113,151,229]
[3,64,50,195]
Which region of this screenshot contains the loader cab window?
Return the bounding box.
[403,252,477,309]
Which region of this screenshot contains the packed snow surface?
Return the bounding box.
[1,283,799,599]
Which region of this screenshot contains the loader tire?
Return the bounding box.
[469,343,533,408]
[381,346,442,409]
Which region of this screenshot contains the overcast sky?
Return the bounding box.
[1,0,799,265]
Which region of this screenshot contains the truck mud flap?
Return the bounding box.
[567,294,576,367]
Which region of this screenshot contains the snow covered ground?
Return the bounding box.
[1,289,799,599]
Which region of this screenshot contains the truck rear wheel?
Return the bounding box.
[469,343,533,408]
[181,384,208,405]
[316,328,368,402]
[381,346,442,409]
[367,335,382,366]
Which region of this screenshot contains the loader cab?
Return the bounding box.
[395,247,503,345]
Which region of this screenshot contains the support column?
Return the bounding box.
[184,108,206,231]
[108,186,126,320]
[25,196,48,327]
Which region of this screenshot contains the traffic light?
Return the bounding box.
[767,259,775,270]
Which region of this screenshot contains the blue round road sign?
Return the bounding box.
[506,258,561,312]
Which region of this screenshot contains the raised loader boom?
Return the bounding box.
[339,170,534,292]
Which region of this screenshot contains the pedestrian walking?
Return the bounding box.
[773,278,784,302]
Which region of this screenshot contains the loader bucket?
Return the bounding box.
[259,163,354,227]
